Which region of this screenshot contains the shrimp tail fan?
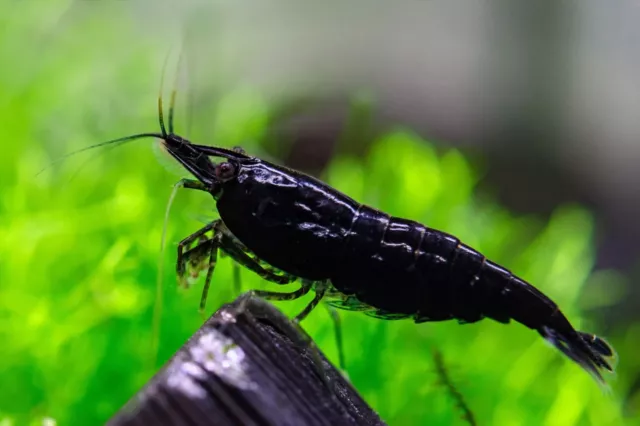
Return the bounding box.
[539,326,617,386]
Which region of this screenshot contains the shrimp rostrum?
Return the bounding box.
[105,94,617,386]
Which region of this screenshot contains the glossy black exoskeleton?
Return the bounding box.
[95,93,617,385]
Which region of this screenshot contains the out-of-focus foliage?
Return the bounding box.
[1,2,639,426]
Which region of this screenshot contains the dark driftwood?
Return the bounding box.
[107,293,386,426]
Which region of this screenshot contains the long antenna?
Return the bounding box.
[157,49,173,138]
[35,132,162,177]
[168,46,185,135]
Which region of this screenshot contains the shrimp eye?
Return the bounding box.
[215,162,236,181]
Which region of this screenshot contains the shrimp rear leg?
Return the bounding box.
[293,280,328,322]
[247,279,328,323]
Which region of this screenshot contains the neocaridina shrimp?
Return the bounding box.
[93,90,616,386]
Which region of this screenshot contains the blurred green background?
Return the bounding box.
[1,1,640,425]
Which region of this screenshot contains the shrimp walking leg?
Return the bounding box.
[294,281,328,322]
